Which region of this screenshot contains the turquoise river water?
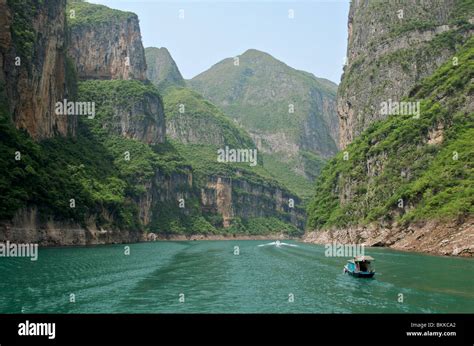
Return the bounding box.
[0,240,473,313]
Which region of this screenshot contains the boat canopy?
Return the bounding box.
[354,255,374,262]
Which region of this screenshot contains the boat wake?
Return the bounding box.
[258,240,298,248]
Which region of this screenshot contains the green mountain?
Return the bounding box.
[145,47,185,91]
[188,49,339,156]
[188,49,339,199]
[307,37,473,238]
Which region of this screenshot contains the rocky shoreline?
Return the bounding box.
[0,211,293,247]
[303,217,474,257]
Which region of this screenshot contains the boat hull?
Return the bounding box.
[348,271,375,278]
[344,265,375,278]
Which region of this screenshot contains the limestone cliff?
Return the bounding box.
[142,169,305,234]
[67,1,146,81]
[0,0,75,139]
[0,207,142,246]
[152,54,306,231]
[338,0,473,148]
[202,175,305,230]
[78,80,165,144]
[306,31,474,257]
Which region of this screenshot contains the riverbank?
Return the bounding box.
[303,217,474,257]
[2,209,472,257]
[0,213,293,247]
[145,232,293,241]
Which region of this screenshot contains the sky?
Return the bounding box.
[91,0,350,84]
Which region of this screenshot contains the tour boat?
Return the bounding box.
[343,255,375,278]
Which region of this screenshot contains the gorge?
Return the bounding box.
[0,0,472,259]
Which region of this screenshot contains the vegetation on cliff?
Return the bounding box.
[67,0,136,29]
[161,97,306,234]
[0,110,142,229]
[159,84,312,212]
[307,38,474,229]
[7,0,40,64]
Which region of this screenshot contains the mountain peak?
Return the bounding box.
[147,46,170,55]
[145,47,185,91]
[238,49,282,65]
[241,48,270,56]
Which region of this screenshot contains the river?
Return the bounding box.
[0,240,473,313]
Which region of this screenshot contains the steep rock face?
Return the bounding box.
[0,0,75,139]
[137,168,305,232]
[231,177,305,229]
[159,82,305,230]
[160,86,305,231]
[202,176,233,227]
[338,0,473,148]
[201,175,305,230]
[67,1,146,81]
[67,2,164,145]
[145,47,185,91]
[152,170,193,205]
[306,33,474,256]
[111,92,165,144]
[77,80,165,144]
[0,207,142,246]
[0,1,305,245]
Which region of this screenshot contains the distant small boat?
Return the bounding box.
[343,255,375,278]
